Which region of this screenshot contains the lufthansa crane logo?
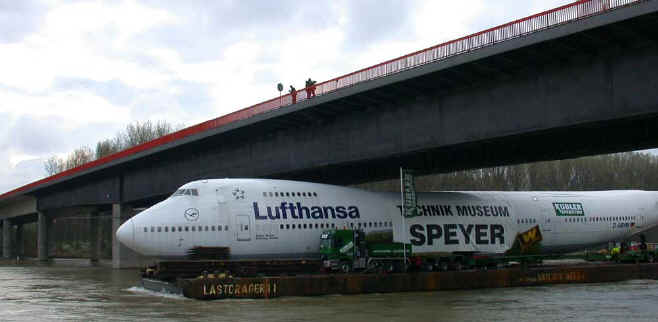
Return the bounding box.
[184,208,200,222]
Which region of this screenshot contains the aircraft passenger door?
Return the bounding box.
[539,200,553,233]
[236,215,251,241]
[215,186,230,231]
[638,215,646,229]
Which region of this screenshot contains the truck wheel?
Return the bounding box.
[440,262,449,271]
[454,262,463,271]
[340,262,351,273]
[648,254,655,263]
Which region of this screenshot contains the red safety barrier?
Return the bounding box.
[0,0,642,200]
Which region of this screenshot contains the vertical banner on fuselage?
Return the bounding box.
[400,168,418,218]
[393,200,516,254]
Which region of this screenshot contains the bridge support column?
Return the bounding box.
[2,219,12,258]
[112,204,122,268]
[48,216,56,258]
[15,224,23,258]
[38,212,50,262]
[112,204,143,269]
[88,212,100,263]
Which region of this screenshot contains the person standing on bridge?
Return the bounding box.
[305,78,316,99]
[289,85,297,104]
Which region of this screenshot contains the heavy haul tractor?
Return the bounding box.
[319,229,412,273]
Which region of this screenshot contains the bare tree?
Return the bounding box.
[44,119,180,175]
[44,156,64,176]
[354,151,658,192]
[65,146,93,170]
[95,138,122,159]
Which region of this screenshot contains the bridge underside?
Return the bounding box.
[33,4,658,210]
[290,114,658,184]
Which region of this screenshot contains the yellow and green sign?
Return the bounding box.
[553,202,584,216]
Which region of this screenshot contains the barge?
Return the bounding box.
[142,262,658,300]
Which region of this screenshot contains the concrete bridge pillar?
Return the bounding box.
[15,224,23,258]
[47,216,56,258]
[113,204,144,268]
[38,212,50,262]
[2,219,12,258]
[88,212,100,263]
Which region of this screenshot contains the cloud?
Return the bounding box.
[0,86,131,125]
[7,114,123,156]
[465,0,575,32]
[127,80,216,123]
[340,0,419,52]
[0,0,49,43]
[53,77,137,106]
[0,0,175,92]
[0,158,45,194]
[139,1,337,63]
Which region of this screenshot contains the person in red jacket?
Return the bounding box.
[305,78,316,98]
[289,85,297,104]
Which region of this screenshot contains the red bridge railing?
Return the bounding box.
[0,0,643,200]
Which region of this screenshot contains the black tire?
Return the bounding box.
[648,254,655,263]
[440,262,449,271]
[340,262,351,273]
[454,262,463,271]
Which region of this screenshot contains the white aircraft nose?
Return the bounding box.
[116,219,135,250]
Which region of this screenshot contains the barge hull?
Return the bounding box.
[151,263,658,300]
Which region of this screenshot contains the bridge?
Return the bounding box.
[1,0,657,267]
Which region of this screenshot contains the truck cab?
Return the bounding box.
[320,229,411,273]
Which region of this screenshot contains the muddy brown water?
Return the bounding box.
[1,260,657,322]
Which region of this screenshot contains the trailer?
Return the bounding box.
[319,226,559,273]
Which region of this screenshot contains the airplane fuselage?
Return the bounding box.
[116,179,658,258]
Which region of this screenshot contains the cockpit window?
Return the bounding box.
[172,188,199,197]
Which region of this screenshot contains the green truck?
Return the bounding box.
[320,229,412,273]
[319,228,545,273]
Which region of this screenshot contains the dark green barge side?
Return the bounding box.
[142,262,658,300]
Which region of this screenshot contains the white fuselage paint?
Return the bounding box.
[116,179,658,259]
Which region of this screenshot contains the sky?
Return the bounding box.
[0,0,582,194]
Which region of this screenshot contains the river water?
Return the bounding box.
[1,261,658,322]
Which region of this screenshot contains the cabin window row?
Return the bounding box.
[144,225,229,233]
[565,216,636,223]
[278,221,393,230]
[263,191,318,198]
[172,188,199,197]
[518,218,536,224]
